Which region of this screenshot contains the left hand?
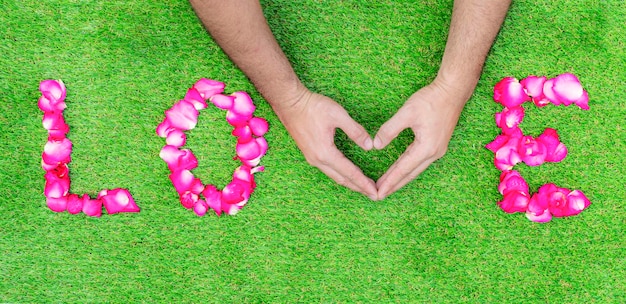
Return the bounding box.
[373,79,469,199]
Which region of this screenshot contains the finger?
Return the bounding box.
[316,149,378,200]
[373,111,409,150]
[335,111,373,151]
[376,144,436,199]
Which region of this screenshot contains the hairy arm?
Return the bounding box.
[189,0,378,199]
[374,0,512,199]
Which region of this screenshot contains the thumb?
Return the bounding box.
[373,113,408,150]
[336,113,373,151]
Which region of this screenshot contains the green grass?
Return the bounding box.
[1,0,625,302]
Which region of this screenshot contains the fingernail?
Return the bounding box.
[368,193,378,201]
[373,136,383,149]
[363,138,373,150]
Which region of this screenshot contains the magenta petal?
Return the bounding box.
[542,78,560,105]
[552,73,585,106]
[193,78,225,99]
[169,170,196,194]
[193,199,208,216]
[496,106,525,133]
[66,194,83,214]
[42,138,72,165]
[160,145,184,169]
[537,128,568,162]
[156,118,175,138]
[165,100,198,131]
[203,185,223,216]
[519,136,547,166]
[222,181,246,205]
[82,194,103,217]
[486,134,509,153]
[498,170,529,195]
[493,77,530,108]
[179,191,199,209]
[40,79,67,103]
[498,190,530,213]
[101,188,140,214]
[42,111,69,139]
[525,190,552,223]
[231,92,256,116]
[520,75,546,101]
[38,95,67,112]
[236,139,261,160]
[184,88,208,110]
[565,190,591,216]
[165,129,186,147]
[47,196,68,212]
[248,117,269,136]
[232,125,253,143]
[574,90,590,110]
[44,171,70,198]
[210,94,235,110]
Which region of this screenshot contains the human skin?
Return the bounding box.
[189,0,511,200]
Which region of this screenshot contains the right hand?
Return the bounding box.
[272,89,378,200]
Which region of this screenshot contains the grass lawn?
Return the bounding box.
[1,0,625,302]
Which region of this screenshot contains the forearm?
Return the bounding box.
[435,0,511,100]
[188,0,306,109]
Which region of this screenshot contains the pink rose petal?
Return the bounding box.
[184,88,207,110]
[165,100,198,131]
[82,194,103,217]
[210,94,235,110]
[193,199,209,216]
[493,77,531,108]
[193,78,225,99]
[66,194,83,214]
[542,78,560,105]
[203,185,223,216]
[165,129,186,147]
[100,188,140,214]
[495,106,525,134]
[518,135,547,166]
[42,138,72,165]
[249,117,269,137]
[46,196,68,212]
[520,75,548,106]
[552,73,585,106]
[498,190,530,214]
[180,191,199,209]
[537,128,568,162]
[156,118,175,138]
[39,79,67,103]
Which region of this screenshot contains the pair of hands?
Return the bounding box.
[274,79,468,200]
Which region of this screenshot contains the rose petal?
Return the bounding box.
[184,88,207,110]
[46,196,68,212]
[100,188,140,214]
[42,138,72,165]
[493,77,530,108]
[193,199,209,216]
[66,194,83,214]
[202,185,223,216]
[537,128,568,162]
[165,129,186,147]
[193,78,225,99]
[82,194,103,217]
[498,190,530,213]
[210,94,235,110]
[542,78,560,105]
[518,135,547,166]
[248,117,269,137]
[552,73,585,106]
[40,79,67,103]
[165,100,198,131]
